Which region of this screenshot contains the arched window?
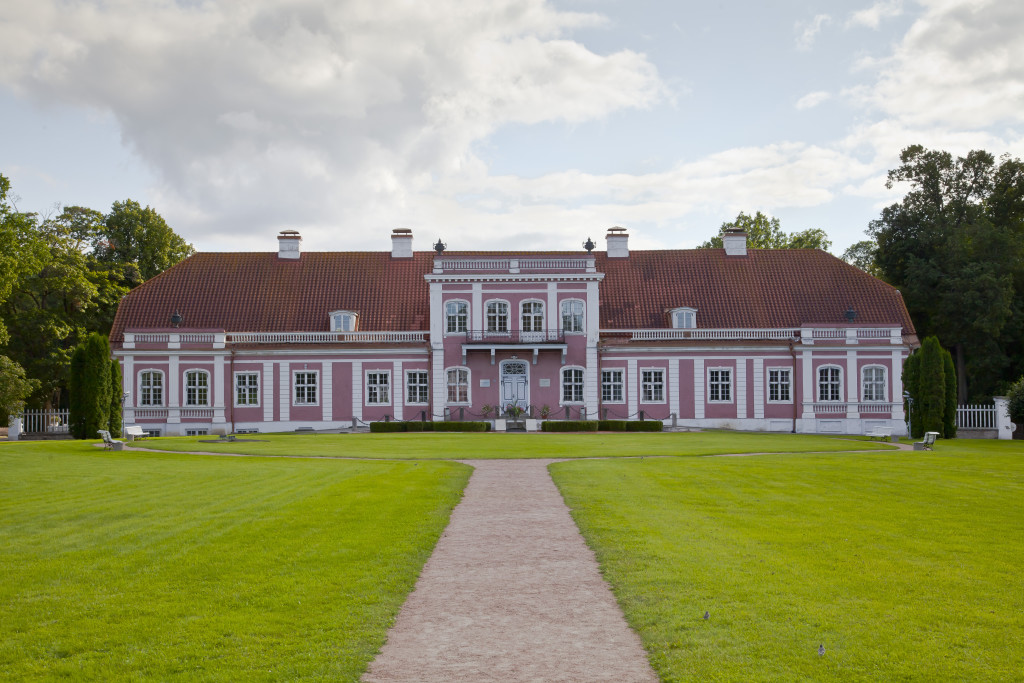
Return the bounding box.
[139,370,164,406]
[521,300,544,332]
[184,369,210,406]
[862,366,887,402]
[817,366,842,402]
[561,367,585,404]
[670,307,697,329]
[561,299,584,333]
[486,300,509,333]
[445,300,468,334]
[446,367,470,404]
[329,310,358,332]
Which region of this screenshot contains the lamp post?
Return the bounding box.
[903,390,913,438]
[121,391,129,438]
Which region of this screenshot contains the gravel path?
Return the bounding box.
[362,459,658,683]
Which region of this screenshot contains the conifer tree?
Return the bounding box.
[108,359,122,438]
[918,336,946,436]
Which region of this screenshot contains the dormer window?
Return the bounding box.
[330,310,358,332]
[670,307,697,329]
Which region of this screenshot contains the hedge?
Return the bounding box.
[541,420,599,432]
[432,421,489,432]
[368,420,489,433]
[596,419,663,432]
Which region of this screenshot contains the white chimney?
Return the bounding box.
[723,228,747,257]
[606,226,629,258]
[391,228,413,258]
[277,230,301,259]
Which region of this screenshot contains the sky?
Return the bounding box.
[2,0,1023,255]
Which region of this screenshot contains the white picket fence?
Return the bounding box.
[956,404,997,430]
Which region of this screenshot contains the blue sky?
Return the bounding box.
[2,0,1022,255]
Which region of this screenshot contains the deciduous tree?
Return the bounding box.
[699,211,831,250]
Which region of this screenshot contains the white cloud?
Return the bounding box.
[847,0,904,29]
[795,14,832,51]
[796,91,831,110]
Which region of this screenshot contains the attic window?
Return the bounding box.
[670,308,697,329]
[330,310,358,332]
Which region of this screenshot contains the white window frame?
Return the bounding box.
[293,370,320,406]
[640,368,666,404]
[445,299,469,334]
[520,299,544,333]
[446,367,471,405]
[329,310,358,332]
[560,298,585,334]
[766,367,792,403]
[707,367,733,403]
[365,370,391,406]
[560,366,585,405]
[601,368,625,404]
[234,371,260,407]
[861,365,887,402]
[183,369,210,407]
[138,369,165,407]
[406,370,429,405]
[817,365,843,402]
[485,299,510,333]
[670,307,697,329]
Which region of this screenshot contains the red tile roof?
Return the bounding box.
[109,248,914,342]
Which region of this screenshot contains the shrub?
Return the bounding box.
[1008,377,1024,426]
[942,348,957,438]
[369,421,406,433]
[541,420,598,432]
[68,333,112,439]
[108,359,123,438]
[432,421,489,432]
[629,420,663,432]
[597,420,629,431]
[0,355,37,423]
[919,336,946,437]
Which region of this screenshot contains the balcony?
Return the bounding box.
[458,329,569,365]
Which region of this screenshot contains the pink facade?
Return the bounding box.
[111,229,916,436]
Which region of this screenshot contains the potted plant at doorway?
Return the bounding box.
[504,401,526,431]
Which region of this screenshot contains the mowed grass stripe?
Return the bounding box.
[0,441,471,681]
[550,443,1024,682]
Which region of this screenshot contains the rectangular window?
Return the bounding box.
[185,429,208,437]
[294,371,319,405]
[561,300,584,333]
[140,371,163,406]
[641,369,664,402]
[709,368,732,402]
[185,370,209,406]
[862,367,886,402]
[447,368,469,403]
[521,301,543,332]
[818,367,842,402]
[562,368,584,403]
[446,301,468,333]
[366,372,390,405]
[235,372,259,406]
[768,368,791,402]
[601,369,624,402]
[486,301,509,333]
[407,371,429,404]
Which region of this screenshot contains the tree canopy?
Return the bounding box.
[699,211,831,251]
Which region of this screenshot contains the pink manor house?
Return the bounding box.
[110,227,917,436]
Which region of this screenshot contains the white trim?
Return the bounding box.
[445,366,471,406]
[752,358,764,419]
[364,369,392,406]
[292,369,320,406]
[182,368,211,407]
[765,366,794,404]
[405,369,430,405]
[233,370,261,407]
[392,361,403,421]
[520,298,545,333]
[351,361,362,422]
[444,299,470,335]
[137,368,166,407]
[816,364,844,403]
[262,362,274,422]
[736,360,747,418]
[322,362,333,422]
[707,366,733,404]
[560,298,585,334]
[861,364,888,403]
[600,367,625,404]
[279,364,290,421]
[559,365,586,405]
[639,367,667,404]
[484,298,511,334]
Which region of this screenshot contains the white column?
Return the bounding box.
[891,350,904,421]
[213,354,226,424]
[669,358,680,420]
[168,356,180,424]
[352,360,363,423]
[753,358,764,419]
[122,355,135,424]
[471,283,483,332]
[429,282,443,342]
[432,349,445,420]
[322,362,333,423]
[547,282,558,332]
[801,350,813,418]
[846,350,858,419]
[262,362,274,423]
[279,363,290,422]
[736,358,747,420]
[585,345,599,418]
[693,359,705,419]
[393,361,404,421]
[994,396,1013,440]
[627,359,639,418]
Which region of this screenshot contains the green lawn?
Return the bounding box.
[0,440,470,681]
[132,430,895,459]
[550,440,1024,681]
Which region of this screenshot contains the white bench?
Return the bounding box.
[865,427,892,441]
[914,431,939,451]
[124,425,146,442]
[97,429,125,451]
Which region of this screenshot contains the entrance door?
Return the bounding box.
[500,360,529,409]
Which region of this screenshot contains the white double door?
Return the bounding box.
[500,360,529,408]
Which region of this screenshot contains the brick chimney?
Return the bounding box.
[605,226,629,258]
[277,230,301,259]
[391,228,413,258]
[723,227,747,256]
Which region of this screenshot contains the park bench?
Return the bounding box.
[913,431,939,451]
[124,425,146,442]
[97,429,125,451]
[865,427,892,441]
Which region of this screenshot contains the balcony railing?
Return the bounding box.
[804,402,899,414]
[461,329,567,344]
